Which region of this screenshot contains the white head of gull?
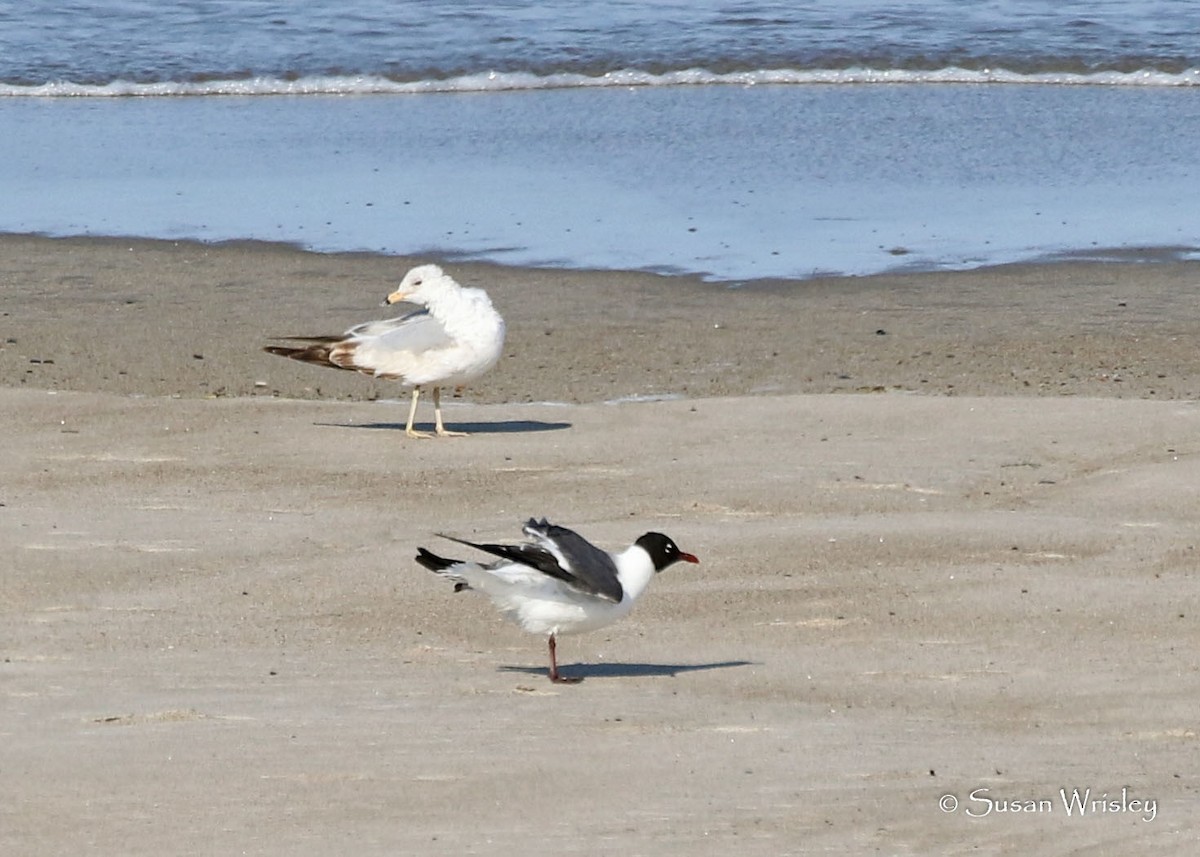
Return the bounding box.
[416,518,700,683]
[264,264,505,438]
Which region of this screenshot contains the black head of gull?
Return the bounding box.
[635,531,700,572]
[415,518,699,684]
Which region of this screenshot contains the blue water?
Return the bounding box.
[2,2,1198,281]
[4,1,1199,88]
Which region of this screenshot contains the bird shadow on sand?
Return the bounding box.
[498,660,754,682]
[313,419,572,435]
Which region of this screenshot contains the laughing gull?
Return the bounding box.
[416,518,700,683]
[264,264,505,438]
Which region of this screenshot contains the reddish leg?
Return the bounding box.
[547,634,581,684]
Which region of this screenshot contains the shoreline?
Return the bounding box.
[4,232,1200,404]
[7,82,1200,283]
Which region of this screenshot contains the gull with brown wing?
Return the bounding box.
[265,264,505,438]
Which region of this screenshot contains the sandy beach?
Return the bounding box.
[3,234,1199,854]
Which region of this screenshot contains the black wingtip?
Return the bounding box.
[415,546,457,572]
[523,517,554,536]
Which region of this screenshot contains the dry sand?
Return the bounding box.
[3,234,1200,854]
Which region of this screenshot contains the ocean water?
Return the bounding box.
[2,2,1198,281]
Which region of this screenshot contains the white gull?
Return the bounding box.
[265,264,505,438]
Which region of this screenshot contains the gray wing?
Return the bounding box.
[436,519,624,603]
[433,535,590,595]
[346,309,453,353]
[523,518,623,603]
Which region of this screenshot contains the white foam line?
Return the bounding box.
[4,66,1199,98]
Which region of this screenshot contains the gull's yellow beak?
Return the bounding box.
[383,289,408,306]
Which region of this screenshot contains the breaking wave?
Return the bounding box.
[4,65,1200,98]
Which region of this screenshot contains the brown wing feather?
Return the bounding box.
[264,340,352,371]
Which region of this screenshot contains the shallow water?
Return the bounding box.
[4,83,1198,281]
[3,0,1198,88]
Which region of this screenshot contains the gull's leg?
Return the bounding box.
[433,386,468,437]
[405,387,433,439]
[547,634,581,684]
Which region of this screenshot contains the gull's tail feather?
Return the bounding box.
[270,335,343,343]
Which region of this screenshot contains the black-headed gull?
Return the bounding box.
[416,518,700,683]
[265,264,505,438]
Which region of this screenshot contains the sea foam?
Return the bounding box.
[3,66,1199,98]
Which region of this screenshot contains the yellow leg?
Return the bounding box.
[433,387,467,437]
[405,388,433,439]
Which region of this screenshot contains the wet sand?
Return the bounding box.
[3,234,1199,854]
